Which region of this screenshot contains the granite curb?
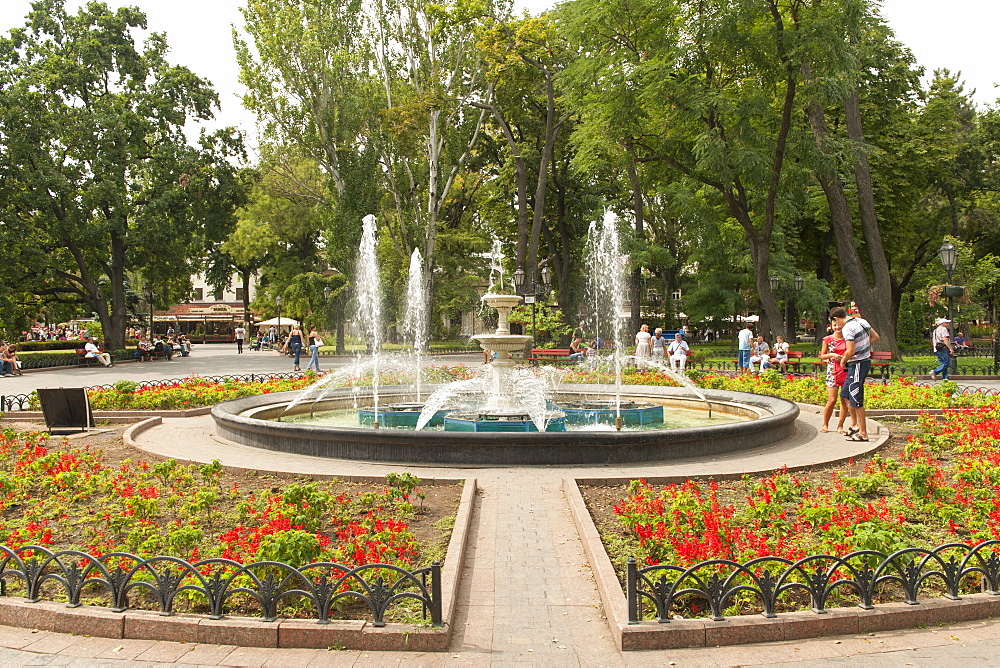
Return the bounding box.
[563,476,1000,650]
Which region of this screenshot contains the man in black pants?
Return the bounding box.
[234,323,246,354]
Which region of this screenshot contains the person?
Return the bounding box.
[954,333,969,351]
[569,336,585,362]
[1,345,19,376]
[634,324,652,364]
[650,328,666,363]
[667,333,690,372]
[135,337,152,362]
[930,317,954,381]
[482,348,493,364]
[234,323,246,354]
[306,326,323,372]
[84,337,113,367]
[179,336,191,357]
[585,340,598,359]
[768,335,790,372]
[737,323,753,371]
[819,321,855,434]
[749,335,770,373]
[268,326,277,346]
[830,306,880,442]
[703,327,714,344]
[284,324,304,371]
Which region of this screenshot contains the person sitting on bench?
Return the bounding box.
[85,337,113,367]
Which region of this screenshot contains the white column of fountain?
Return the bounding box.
[472,294,532,411]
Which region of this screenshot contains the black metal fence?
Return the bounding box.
[0,545,441,627]
[627,541,1000,623]
[0,372,308,413]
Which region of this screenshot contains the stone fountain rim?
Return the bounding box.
[211,384,799,466]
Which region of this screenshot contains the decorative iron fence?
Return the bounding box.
[627,541,1000,623]
[0,545,441,627]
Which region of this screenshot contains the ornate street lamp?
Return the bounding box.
[275,295,283,344]
[143,284,153,338]
[939,242,958,374]
[769,274,804,341]
[514,266,553,345]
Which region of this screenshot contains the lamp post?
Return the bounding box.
[769,274,804,341]
[275,295,283,346]
[323,286,332,332]
[514,266,553,345]
[938,242,958,375]
[143,284,153,338]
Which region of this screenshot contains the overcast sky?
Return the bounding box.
[1,0,996,153]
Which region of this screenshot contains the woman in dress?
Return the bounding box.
[306,326,322,372]
[634,324,652,364]
[284,325,304,371]
[819,321,856,434]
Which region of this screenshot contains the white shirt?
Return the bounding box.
[84,341,100,357]
[772,341,789,360]
[738,328,753,350]
[235,327,245,340]
[668,340,689,357]
[932,324,951,351]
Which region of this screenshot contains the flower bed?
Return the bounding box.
[0,427,460,620]
[584,406,1000,616]
[24,366,476,412]
[561,367,1000,410]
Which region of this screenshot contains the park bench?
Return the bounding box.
[527,348,576,365]
[870,350,894,383]
[783,350,805,373]
[75,347,107,367]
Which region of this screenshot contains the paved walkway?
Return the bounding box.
[2,348,998,665]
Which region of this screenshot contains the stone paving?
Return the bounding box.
[1,347,999,666]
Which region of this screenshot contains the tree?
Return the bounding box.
[0,0,242,350]
[559,0,814,340]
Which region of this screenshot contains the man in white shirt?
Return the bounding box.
[84,338,113,367]
[737,324,753,371]
[234,324,246,354]
[831,307,880,442]
[667,333,690,372]
[930,317,954,381]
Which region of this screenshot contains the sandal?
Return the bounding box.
[845,433,869,442]
[837,428,846,434]
[845,426,859,437]
[819,426,829,433]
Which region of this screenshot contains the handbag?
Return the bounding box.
[314,337,324,347]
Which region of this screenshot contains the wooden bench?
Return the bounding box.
[75,347,106,367]
[783,350,805,372]
[527,348,576,365]
[870,350,893,383]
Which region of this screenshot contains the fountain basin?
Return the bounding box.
[211,384,799,466]
[443,411,567,432]
[357,403,449,428]
[560,400,664,427]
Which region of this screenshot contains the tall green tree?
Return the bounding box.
[0,0,243,350]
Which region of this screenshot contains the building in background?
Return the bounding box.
[153,273,258,343]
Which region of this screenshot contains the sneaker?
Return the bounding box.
[929,372,937,380]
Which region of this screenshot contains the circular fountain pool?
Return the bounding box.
[211,384,799,466]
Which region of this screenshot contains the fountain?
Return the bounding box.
[211,213,800,465]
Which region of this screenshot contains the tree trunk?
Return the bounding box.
[806,100,900,355]
[624,151,644,335]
